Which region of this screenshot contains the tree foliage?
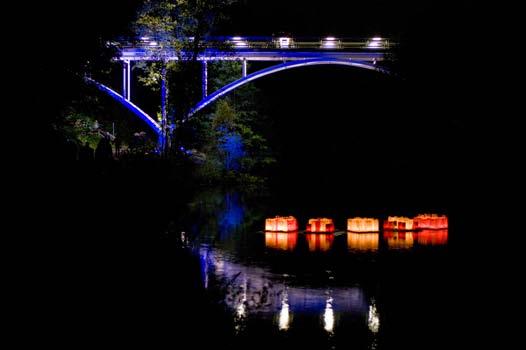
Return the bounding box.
[190,61,276,184]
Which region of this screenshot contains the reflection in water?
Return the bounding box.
[265,232,298,251]
[413,214,448,229]
[218,192,245,239]
[279,290,290,331]
[368,300,380,334]
[347,233,379,251]
[384,216,414,230]
[305,233,334,252]
[188,189,265,242]
[323,296,335,333]
[416,229,449,246]
[183,190,451,348]
[199,248,370,335]
[384,231,415,249]
[347,217,380,232]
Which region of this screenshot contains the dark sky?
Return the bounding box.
[35,0,477,50]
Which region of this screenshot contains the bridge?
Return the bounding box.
[88,36,395,150]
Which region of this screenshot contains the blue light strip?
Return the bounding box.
[85,77,162,136]
[187,58,390,119]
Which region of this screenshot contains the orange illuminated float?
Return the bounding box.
[383,216,414,231]
[347,233,379,251]
[413,214,448,230]
[306,234,334,252]
[416,229,448,246]
[347,217,380,232]
[384,231,414,249]
[305,218,335,233]
[265,216,298,232]
[265,232,298,251]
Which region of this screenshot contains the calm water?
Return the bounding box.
[170,188,457,350]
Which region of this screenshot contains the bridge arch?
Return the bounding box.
[85,77,163,137]
[187,58,390,119]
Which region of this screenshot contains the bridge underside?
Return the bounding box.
[187,58,389,119]
[89,53,391,150]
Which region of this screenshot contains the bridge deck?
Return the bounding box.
[119,49,388,62]
[116,37,393,62]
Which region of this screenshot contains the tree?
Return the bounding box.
[134,0,237,153]
[190,61,276,184]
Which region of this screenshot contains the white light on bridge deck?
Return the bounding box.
[321,37,339,48]
[368,37,385,48]
[149,41,159,47]
[278,37,291,48]
[231,36,248,48]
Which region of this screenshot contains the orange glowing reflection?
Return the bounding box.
[413,214,448,230]
[347,233,379,251]
[305,234,334,252]
[347,217,380,232]
[265,216,298,232]
[383,216,414,231]
[265,232,298,251]
[384,231,414,249]
[416,229,448,246]
[306,218,335,233]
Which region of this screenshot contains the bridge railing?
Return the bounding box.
[113,36,393,51]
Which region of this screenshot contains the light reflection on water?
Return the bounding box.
[265,232,298,251]
[348,233,379,252]
[384,231,415,249]
[200,247,371,335]
[305,233,334,252]
[187,190,449,348]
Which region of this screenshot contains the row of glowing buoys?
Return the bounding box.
[265,214,448,233]
[266,217,336,233]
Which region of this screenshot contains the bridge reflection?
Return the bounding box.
[199,248,372,334]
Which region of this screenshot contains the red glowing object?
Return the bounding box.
[383,216,414,231]
[306,218,335,233]
[416,229,448,246]
[265,232,298,251]
[413,214,448,230]
[347,217,380,232]
[305,233,334,252]
[265,216,298,232]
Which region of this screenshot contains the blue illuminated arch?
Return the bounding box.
[85,77,162,136]
[187,58,390,119]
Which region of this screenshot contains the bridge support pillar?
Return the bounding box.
[122,60,131,101]
[202,61,208,98]
[160,64,169,154]
[242,59,247,77]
